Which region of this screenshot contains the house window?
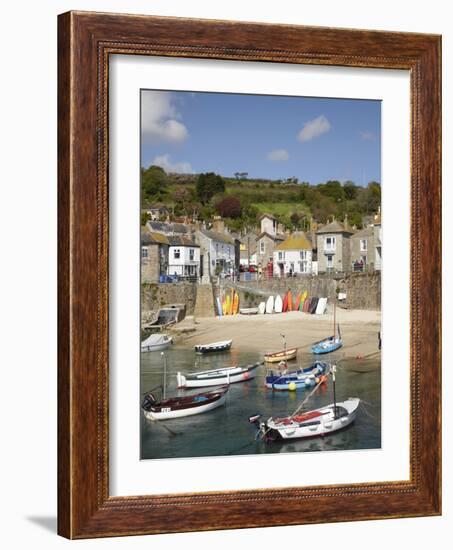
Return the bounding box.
[189,248,194,261]
[360,239,367,252]
[173,248,180,259]
[290,262,295,273]
[278,251,284,261]
[260,241,265,254]
[299,250,307,260]
[215,243,219,254]
[327,254,333,268]
[361,255,367,264]
[325,236,336,251]
[299,261,308,273]
[141,246,148,259]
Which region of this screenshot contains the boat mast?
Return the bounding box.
[332,363,337,419]
[333,298,336,340]
[161,352,167,400]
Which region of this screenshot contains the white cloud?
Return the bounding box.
[297,115,331,142]
[360,131,376,141]
[267,149,289,161]
[152,154,193,174]
[141,91,188,143]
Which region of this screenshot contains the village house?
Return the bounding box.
[195,228,236,282]
[239,230,258,267]
[273,231,313,277]
[167,236,201,281]
[142,204,170,221]
[373,210,382,270]
[316,219,354,273]
[256,214,285,268]
[350,226,375,271]
[141,229,169,283]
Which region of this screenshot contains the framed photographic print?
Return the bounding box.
[58,11,441,538]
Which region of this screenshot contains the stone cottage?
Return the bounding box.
[316,219,354,273]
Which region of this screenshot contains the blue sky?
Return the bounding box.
[141,90,381,185]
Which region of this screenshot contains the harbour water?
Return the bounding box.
[140,346,381,460]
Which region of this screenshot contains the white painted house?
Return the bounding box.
[196,229,235,281]
[273,232,313,276]
[167,236,200,280]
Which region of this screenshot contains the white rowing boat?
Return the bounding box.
[176,362,261,388]
[141,333,173,352]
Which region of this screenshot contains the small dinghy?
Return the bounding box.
[177,362,262,388]
[142,386,228,420]
[264,347,297,363]
[264,333,297,363]
[239,307,259,315]
[258,301,266,315]
[265,361,329,390]
[195,339,232,354]
[141,333,173,352]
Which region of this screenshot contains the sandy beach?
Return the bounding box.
[171,309,381,362]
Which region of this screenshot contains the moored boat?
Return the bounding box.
[311,302,343,354]
[250,364,360,440]
[142,386,228,420]
[141,333,173,352]
[195,339,233,354]
[264,347,297,363]
[239,307,259,315]
[257,398,360,440]
[177,361,262,388]
[265,361,329,390]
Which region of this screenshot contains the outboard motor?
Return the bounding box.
[142,392,156,411]
[248,413,261,426]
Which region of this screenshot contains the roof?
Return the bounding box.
[276,232,313,251]
[167,235,199,247]
[316,220,354,235]
[141,229,169,246]
[147,221,188,234]
[199,229,234,245]
[257,231,285,242]
[259,213,277,221]
[351,226,374,239]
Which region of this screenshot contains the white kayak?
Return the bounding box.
[141,333,173,352]
[258,301,266,315]
[315,297,328,314]
[274,295,283,313]
[265,295,275,314]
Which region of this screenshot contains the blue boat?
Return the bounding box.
[265,361,329,390]
[312,302,343,354]
[311,334,343,354]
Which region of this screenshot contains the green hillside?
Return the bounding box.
[141,166,380,231]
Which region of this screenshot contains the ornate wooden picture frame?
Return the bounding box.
[58,11,441,538]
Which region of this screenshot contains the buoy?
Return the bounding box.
[288,382,297,391]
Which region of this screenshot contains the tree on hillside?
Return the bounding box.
[141,165,168,202]
[318,180,345,203]
[196,172,226,204]
[343,180,358,200]
[215,196,242,218]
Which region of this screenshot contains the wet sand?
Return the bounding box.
[171,309,381,361]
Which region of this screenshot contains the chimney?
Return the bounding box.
[212,216,226,234]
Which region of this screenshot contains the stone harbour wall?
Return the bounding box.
[141,282,198,319]
[221,271,381,310]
